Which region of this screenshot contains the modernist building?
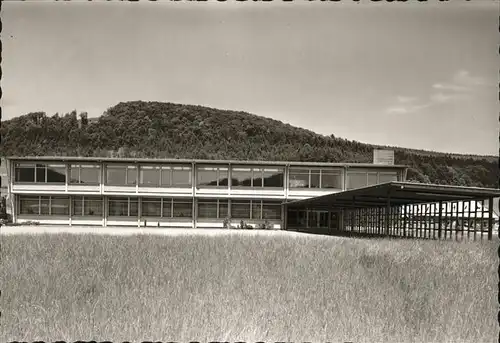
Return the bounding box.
[6,156,407,229]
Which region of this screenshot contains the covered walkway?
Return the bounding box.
[283,182,500,240]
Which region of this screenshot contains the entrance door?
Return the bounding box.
[330,211,340,231]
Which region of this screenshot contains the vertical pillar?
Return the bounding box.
[12,194,17,225]
[282,203,287,231]
[385,192,391,236]
[103,195,107,227]
[438,200,443,239]
[138,196,142,228]
[69,195,72,227]
[192,162,196,229]
[488,197,493,240]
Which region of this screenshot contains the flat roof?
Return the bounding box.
[285,182,500,209]
[6,156,408,169]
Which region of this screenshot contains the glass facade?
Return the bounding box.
[232,167,284,188]
[197,167,229,187]
[139,166,161,187]
[70,164,100,184]
[197,199,229,219]
[15,163,66,183]
[159,166,192,187]
[72,196,103,216]
[11,159,404,228]
[346,171,399,190]
[17,195,69,215]
[141,197,162,217]
[288,168,342,189]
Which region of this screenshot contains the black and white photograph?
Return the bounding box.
[1,0,499,342]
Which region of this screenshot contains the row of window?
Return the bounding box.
[346,171,399,190]
[13,163,399,190]
[17,196,282,220]
[286,209,332,228]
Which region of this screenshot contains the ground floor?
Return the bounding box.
[12,193,347,232]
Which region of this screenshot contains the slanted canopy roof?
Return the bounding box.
[284,182,500,210]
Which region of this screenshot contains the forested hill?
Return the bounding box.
[0,100,497,188]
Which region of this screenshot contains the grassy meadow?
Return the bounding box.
[1,231,497,342]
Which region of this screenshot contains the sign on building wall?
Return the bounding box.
[373,149,395,165]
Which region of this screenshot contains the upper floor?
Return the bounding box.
[6,156,408,199]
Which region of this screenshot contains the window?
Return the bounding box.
[232,167,284,188]
[127,166,137,186]
[108,197,138,217]
[263,169,284,188]
[289,168,342,189]
[15,163,35,183]
[162,198,172,218]
[289,169,309,188]
[310,170,320,188]
[231,168,253,187]
[70,164,100,184]
[367,173,378,186]
[308,211,319,228]
[219,200,229,218]
[40,196,50,215]
[160,166,192,187]
[198,199,218,218]
[72,196,103,216]
[129,198,138,216]
[172,199,193,218]
[346,171,399,190]
[251,201,262,219]
[15,163,66,183]
[141,198,161,217]
[18,195,69,215]
[318,211,329,228]
[253,169,263,187]
[106,165,127,185]
[197,199,228,219]
[231,200,251,219]
[105,165,137,185]
[379,173,398,183]
[51,197,69,215]
[262,202,282,220]
[197,167,229,187]
[36,165,47,183]
[321,171,342,189]
[172,167,192,187]
[18,196,39,215]
[346,172,368,190]
[73,197,83,216]
[46,165,66,183]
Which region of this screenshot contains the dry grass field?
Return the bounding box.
[1,230,497,342]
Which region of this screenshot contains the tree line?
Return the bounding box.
[0,100,497,188]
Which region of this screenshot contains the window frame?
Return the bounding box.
[196,166,229,188]
[232,166,285,188]
[160,166,192,188]
[14,163,67,184]
[105,164,134,186]
[17,195,69,216]
[289,167,343,189]
[139,165,162,187]
[108,197,138,217]
[69,164,101,185]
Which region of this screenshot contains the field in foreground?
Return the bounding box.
[1,230,497,342]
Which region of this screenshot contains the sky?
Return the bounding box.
[2,0,499,156]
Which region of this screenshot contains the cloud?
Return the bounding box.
[387,103,431,114]
[453,69,486,87]
[387,70,486,114]
[432,83,470,92]
[396,96,417,104]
